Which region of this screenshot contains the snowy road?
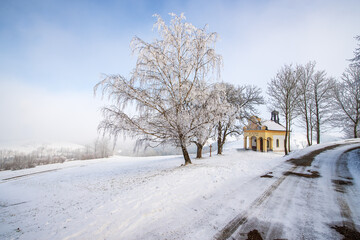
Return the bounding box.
[214,140,360,240]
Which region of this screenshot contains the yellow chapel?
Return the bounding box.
[243,111,287,153]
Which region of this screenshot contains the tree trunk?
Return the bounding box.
[288,111,292,153]
[219,134,227,155]
[196,143,203,159]
[304,100,311,146]
[310,112,313,145]
[354,123,358,138]
[288,127,291,153]
[179,134,191,165]
[217,122,223,155]
[315,98,321,144]
[284,114,288,155]
[217,141,223,155]
[305,119,311,146]
[316,124,320,144]
[181,143,192,165]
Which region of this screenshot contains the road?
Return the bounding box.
[214,141,360,240]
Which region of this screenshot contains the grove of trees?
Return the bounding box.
[268,35,360,154]
[267,64,301,155]
[96,14,359,161]
[332,35,360,138]
[332,65,360,138]
[95,13,263,164]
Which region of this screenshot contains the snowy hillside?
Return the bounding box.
[1,139,359,240]
[0,146,282,240]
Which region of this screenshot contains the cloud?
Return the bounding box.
[0,0,359,144]
[0,79,103,145]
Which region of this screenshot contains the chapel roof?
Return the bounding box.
[244,113,286,132]
[261,120,286,131]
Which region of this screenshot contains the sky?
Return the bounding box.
[0,0,359,146]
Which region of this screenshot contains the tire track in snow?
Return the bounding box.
[333,146,360,230]
[213,165,297,240]
[0,165,83,184]
[1,169,59,182]
[262,172,302,240]
[234,171,302,240]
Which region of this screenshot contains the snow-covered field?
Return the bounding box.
[0,143,283,240]
[0,140,359,240]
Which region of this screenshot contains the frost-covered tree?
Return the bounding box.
[95,13,222,165]
[332,65,360,138]
[191,84,224,158]
[192,124,213,159]
[267,64,301,155]
[216,83,264,155]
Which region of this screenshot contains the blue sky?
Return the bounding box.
[0,0,359,145]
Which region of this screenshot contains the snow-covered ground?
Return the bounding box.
[216,139,360,240]
[0,139,359,240]
[0,144,282,240]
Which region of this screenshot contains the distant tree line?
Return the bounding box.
[0,139,112,171]
[267,35,360,154]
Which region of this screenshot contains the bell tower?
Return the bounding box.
[271,110,279,124]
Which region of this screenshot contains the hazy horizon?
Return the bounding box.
[1,0,359,144]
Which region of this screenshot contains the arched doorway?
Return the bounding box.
[259,138,264,152]
[251,136,257,151]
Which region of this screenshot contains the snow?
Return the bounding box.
[261,120,286,131]
[0,139,359,239]
[278,141,360,239]
[0,144,283,240]
[284,138,360,160]
[348,148,360,186]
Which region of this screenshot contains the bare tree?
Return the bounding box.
[216,83,264,155]
[349,35,360,67]
[94,13,222,165]
[311,71,334,144]
[297,61,316,146]
[296,62,334,145]
[93,138,112,158]
[267,64,301,155]
[332,65,360,138]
